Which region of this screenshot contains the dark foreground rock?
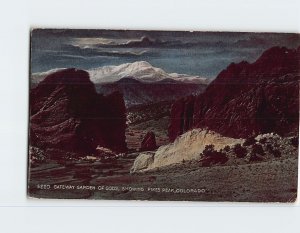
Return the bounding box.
[30,68,127,158]
[169,46,300,141]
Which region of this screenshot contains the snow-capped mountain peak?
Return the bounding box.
[31,61,209,84]
[89,61,208,84]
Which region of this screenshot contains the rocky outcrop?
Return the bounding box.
[168,46,300,140]
[140,131,157,151]
[168,96,195,142]
[131,129,243,172]
[130,152,155,173]
[30,68,127,158]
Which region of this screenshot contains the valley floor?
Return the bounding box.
[28,154,298,202]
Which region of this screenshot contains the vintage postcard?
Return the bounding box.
[28,29,299,202]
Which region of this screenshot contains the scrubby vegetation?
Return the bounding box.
[223,145,230,152]
[249,151,264,162]
[243,136,256,146]
[290,136,299,148]
[202,144,215,157]
[233,144,247,158]
[258,137,267,144]
[200,145,228,166]
[266,144,281,158]
[248,144,265,162]
[252,144,265,156]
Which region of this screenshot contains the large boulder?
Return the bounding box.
[30,68,127,158]
[131,129,243,172]
[140,131,157,151]
[168,46,300,141]
[130,152,155,173]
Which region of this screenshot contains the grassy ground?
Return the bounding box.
[28,153,298,202]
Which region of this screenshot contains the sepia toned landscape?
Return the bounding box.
[28,30,299,202]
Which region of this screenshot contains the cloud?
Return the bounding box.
[69,35,216,49]
[68,35,273,50]
[45,47,148,60]
[92,50,148,57]
[86,36,228,49]
[120,36,170,47]
[233,36,268,47]
[233,34,300,48]
[70,37,127,48]
[70,36,171,48]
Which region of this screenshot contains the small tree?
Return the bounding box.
[271,149,281,158]
[258,137,267,144]
[200,145,228,166]
[223,145,230,152]
[266,144,281,158]
[290,136,299,148]
[202,144,215,157]
[249,151,263,162]
[252,144,265,156]
[243,136,256,147]
[233,144,247,158]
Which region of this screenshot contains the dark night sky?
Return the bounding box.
[31,29,300,78]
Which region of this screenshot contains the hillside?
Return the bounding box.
[97,77,206,107]
[169,46,300,141]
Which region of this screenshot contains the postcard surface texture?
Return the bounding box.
[28,29,299,202]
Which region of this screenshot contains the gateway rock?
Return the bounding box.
[30,68,127,158]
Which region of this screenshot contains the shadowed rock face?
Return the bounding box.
[168,96,195,142]
[169,46,300,141]
[30,68,127,157]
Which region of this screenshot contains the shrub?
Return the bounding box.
[249,151,263,162]
[271,149,281,158]
[266,143,273,151]
[223,145,230,152]
[252,144,265,156]
[202,144,215,157]
[233,144,247,158]
[200,144,228,166]
[266,144,281,158]
[290,136,299,148]
[243,136,256,146]
[258,137,267,144]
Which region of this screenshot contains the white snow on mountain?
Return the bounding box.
[31,68,67,83]
[31,61,210,84]
[88,61,209,84]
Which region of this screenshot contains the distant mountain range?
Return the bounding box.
[96,77,207,107]
[88,61,209,84]
[31,61,210,107]
[31,61,210,85]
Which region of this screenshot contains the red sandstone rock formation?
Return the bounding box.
[30,68,127,158]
